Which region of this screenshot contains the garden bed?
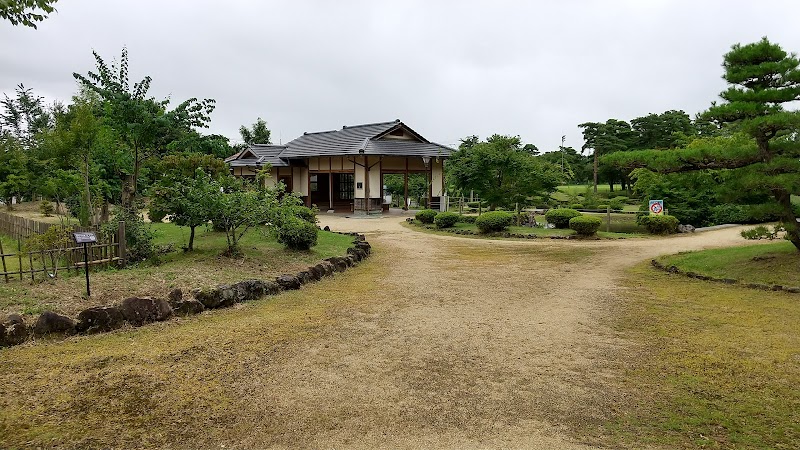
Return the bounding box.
[405,219,640,240]
[0,223,355,319]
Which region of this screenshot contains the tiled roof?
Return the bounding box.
[226,120,453,167]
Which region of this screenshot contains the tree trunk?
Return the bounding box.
[775,189,800,251]
[188,226,196,251]
[593,151,599,194]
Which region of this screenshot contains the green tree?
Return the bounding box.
[447,134,562,211]
[73,47,215,209]
[0,0,57,28]
[208,176,276,255]
[1,84,51,149]
[630,110,696,150]
[239,117,271,145]
[150,169,219,251]
[0,142,28,210]
[578,119,634,192]
[605,38,800,250]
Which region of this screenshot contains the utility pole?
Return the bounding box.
[560,135,566,175]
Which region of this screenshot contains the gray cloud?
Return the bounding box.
[2,0,800,150]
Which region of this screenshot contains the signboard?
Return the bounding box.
[649,200,664,215]
[72,232,97,244]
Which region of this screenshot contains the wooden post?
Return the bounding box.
[404,157,409,210]
[118,221,126,267]
[0,238,7,283]
[606,206,611,233]
[17,239,22,281]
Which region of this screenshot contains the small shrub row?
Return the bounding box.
[415,209,438,224]
[638,214,679,234]
[569,215,602,236]
[434,211,459,229]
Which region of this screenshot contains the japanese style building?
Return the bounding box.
[226,120,453,213]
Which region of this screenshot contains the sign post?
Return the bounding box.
[72,232,97,297]
[649,200,664,215]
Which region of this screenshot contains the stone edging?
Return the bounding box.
[650,259,800,294]
[0,232,372,348]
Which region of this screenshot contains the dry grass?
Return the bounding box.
[608,264,800,448]
[2,201,73,225]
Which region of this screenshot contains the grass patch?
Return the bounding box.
[0,222,354,319]
[608,264,800,448]
[659,241,800,287]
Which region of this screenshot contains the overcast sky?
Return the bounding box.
[3,0,800,151]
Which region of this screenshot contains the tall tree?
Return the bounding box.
[630,110,696,150]
[0,0,57,28]
[73,48,215,209]
[447,134,561,211]
[578,119,634,192]
[605,38,800,251]
[239,118,271,145]
[1,84,51,149]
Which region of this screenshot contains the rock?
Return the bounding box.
[33,311,76,337]
[686,272,700,279]
[263,281,282,295]
[193,287,224,309]
[276,274,301,290]
[120,297,173,327]
[5,323,27,345]
[667,265,680,274]
[317,261,334,277]
[296,271,311,285]
[326,257,348,272]
[785,286,800,293]
[172,299,205,316]
[0,323,5,346]
[323,225,331,231]
[231,279,269,302]
[771,285,783,291]
[355,241,371,255]
[6,313,24,326]
[721,278,737,285]
[215,285,239,308]
[345,255,358,267]
[678,224,696,233]
[75,306,125,334]
[307,265,323,281]
[167,288,183,303]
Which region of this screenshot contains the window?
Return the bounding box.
[338,173,354,200]
[310,174,318,192]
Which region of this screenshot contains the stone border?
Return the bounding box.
[650,259,800,294]
[0,233,372,348]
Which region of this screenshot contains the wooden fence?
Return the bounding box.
[0,216,126,283]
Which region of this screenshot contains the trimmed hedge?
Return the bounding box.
[638,214,679,235]
[457,214,477,223]
[545,208,582,229]
[434,211,459,228]
[277,217,319,250]
[569,215,602,236]
[415,209,438,224]
[475,211,513,233]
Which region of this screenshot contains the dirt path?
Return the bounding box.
[228,216,752,449]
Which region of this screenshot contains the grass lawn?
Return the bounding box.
[0,222,354,319]
[659,241,800,287]
[610,264,800,448]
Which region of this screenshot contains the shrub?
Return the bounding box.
[475,211,513,233]
[277,216,318,250]
[598,204,609,210]
[569,215,602,236]
[39,200,54,217]
[638,214,679,234]
[434,211,459,228]
[415,209,437,224]
[545,208,582,229]
[741,225,783,240]
[608,200,624,211]
[457,214,477,223]
[289,205,317,224]
[570,203,585,210]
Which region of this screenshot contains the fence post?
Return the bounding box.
[0,238,7,283]
[118,221,126,267]
[607,206,611,233]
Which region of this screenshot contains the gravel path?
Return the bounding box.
[234,216,753,449]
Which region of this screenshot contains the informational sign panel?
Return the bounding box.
[73,232,98,244]
[649,200,664,215]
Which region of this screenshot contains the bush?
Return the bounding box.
[289,205,317,224]
[415,209,437,224]
[569,215,602,236]
[475,211,513,233]
[608,200,624,211]
[434,211,459,228]
[570,203,585,210]
[638,214,679,235]
[545,208,582,229]
[466,201,487,208]
[457,214,477,223]
[102,206,155,263]
[741,225,783,240]
[597,204,609,210]
[39,200,54,217]
[148,205,167,223]
[277,216,318,250]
